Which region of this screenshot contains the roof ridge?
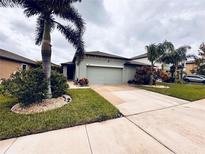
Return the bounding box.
[131,53,147,59]
[85,51,129,59]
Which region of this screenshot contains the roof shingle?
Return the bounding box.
[131,53,147,60]
[0,49,35,64]
[85,51,129,60]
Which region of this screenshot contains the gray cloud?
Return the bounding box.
[75,0,111,26]
[0,0,205,64]
[0,31,8,42]
[10,19,34,35]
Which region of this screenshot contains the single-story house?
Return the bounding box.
[0,49,36,79]
[62,51,151,85]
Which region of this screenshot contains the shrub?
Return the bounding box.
[0,84,4,95]
[78,78,89,86]
[2,68,48,106]
[35,61,62,73]
[127,80,134,84]
[2,68,68,105]
[51,71,68,98]
[134,66,156,85]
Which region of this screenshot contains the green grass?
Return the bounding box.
[139,82,205,101]
[0,89,121,140]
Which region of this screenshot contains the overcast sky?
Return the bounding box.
[0,0,205,64]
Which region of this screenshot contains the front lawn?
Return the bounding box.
[139,83,205,101]
[0,89,121,140]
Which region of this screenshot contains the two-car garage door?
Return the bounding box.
[87,66,123,85]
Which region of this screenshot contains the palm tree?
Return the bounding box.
[1,0,85,98]
[160,41,191,79]
[146,43,165,85]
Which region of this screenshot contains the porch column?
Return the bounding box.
[63,65,68,79]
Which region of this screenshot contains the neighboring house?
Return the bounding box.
[0,49,36,79]
[132,53,190,73]
[62,51,150,85]
[185,60,196,75]
[131,53,171,71]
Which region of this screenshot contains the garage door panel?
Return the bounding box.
[87,66,122,85]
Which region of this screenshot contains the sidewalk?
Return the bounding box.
[0,118,172,154]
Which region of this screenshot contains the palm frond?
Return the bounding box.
[146,43,165,64]
[48,0,82,6]
[176,46,191,61]
[0,0,23,7]
[23,0,43,17]
[56,22,84,57]
[54,5,85,36]
[35,15,45,45]
[162,40,175,53]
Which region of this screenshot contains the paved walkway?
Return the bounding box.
[1,85,205,154]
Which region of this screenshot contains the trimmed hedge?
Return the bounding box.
[2,68,68,106]
[51,71,68,98]
[1,68,48,106]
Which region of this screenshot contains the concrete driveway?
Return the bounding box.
[92,84,189,116]
[128,99,205,153]
[1,85,205,154]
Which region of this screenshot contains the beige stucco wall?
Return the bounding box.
[0,58,31,79]
[186,63,196,75]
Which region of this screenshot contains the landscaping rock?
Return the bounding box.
[62,94,72,103]
[11,95,72,114]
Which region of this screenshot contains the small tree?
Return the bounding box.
[199,42,205,58]
[192,42,205,74]
[160,41,191,80]
[146,43,165,85]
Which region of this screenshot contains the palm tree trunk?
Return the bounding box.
[175,63,179,80]
[41,21,52,98]
[150,62,154,85]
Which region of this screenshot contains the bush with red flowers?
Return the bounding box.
[133,66,157,85]
[78,78,89,86]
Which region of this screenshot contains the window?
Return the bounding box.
[21,64,28,71]
[191,76,200,79]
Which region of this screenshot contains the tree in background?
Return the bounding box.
[191,42,205,74]
[146,43,165,85]
[0,0,85,98]
[160,41,191,80]
[199,42,205,58]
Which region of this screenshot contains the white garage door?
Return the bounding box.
[87,66,123,85]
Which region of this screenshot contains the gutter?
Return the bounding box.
[86,64,123,69]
